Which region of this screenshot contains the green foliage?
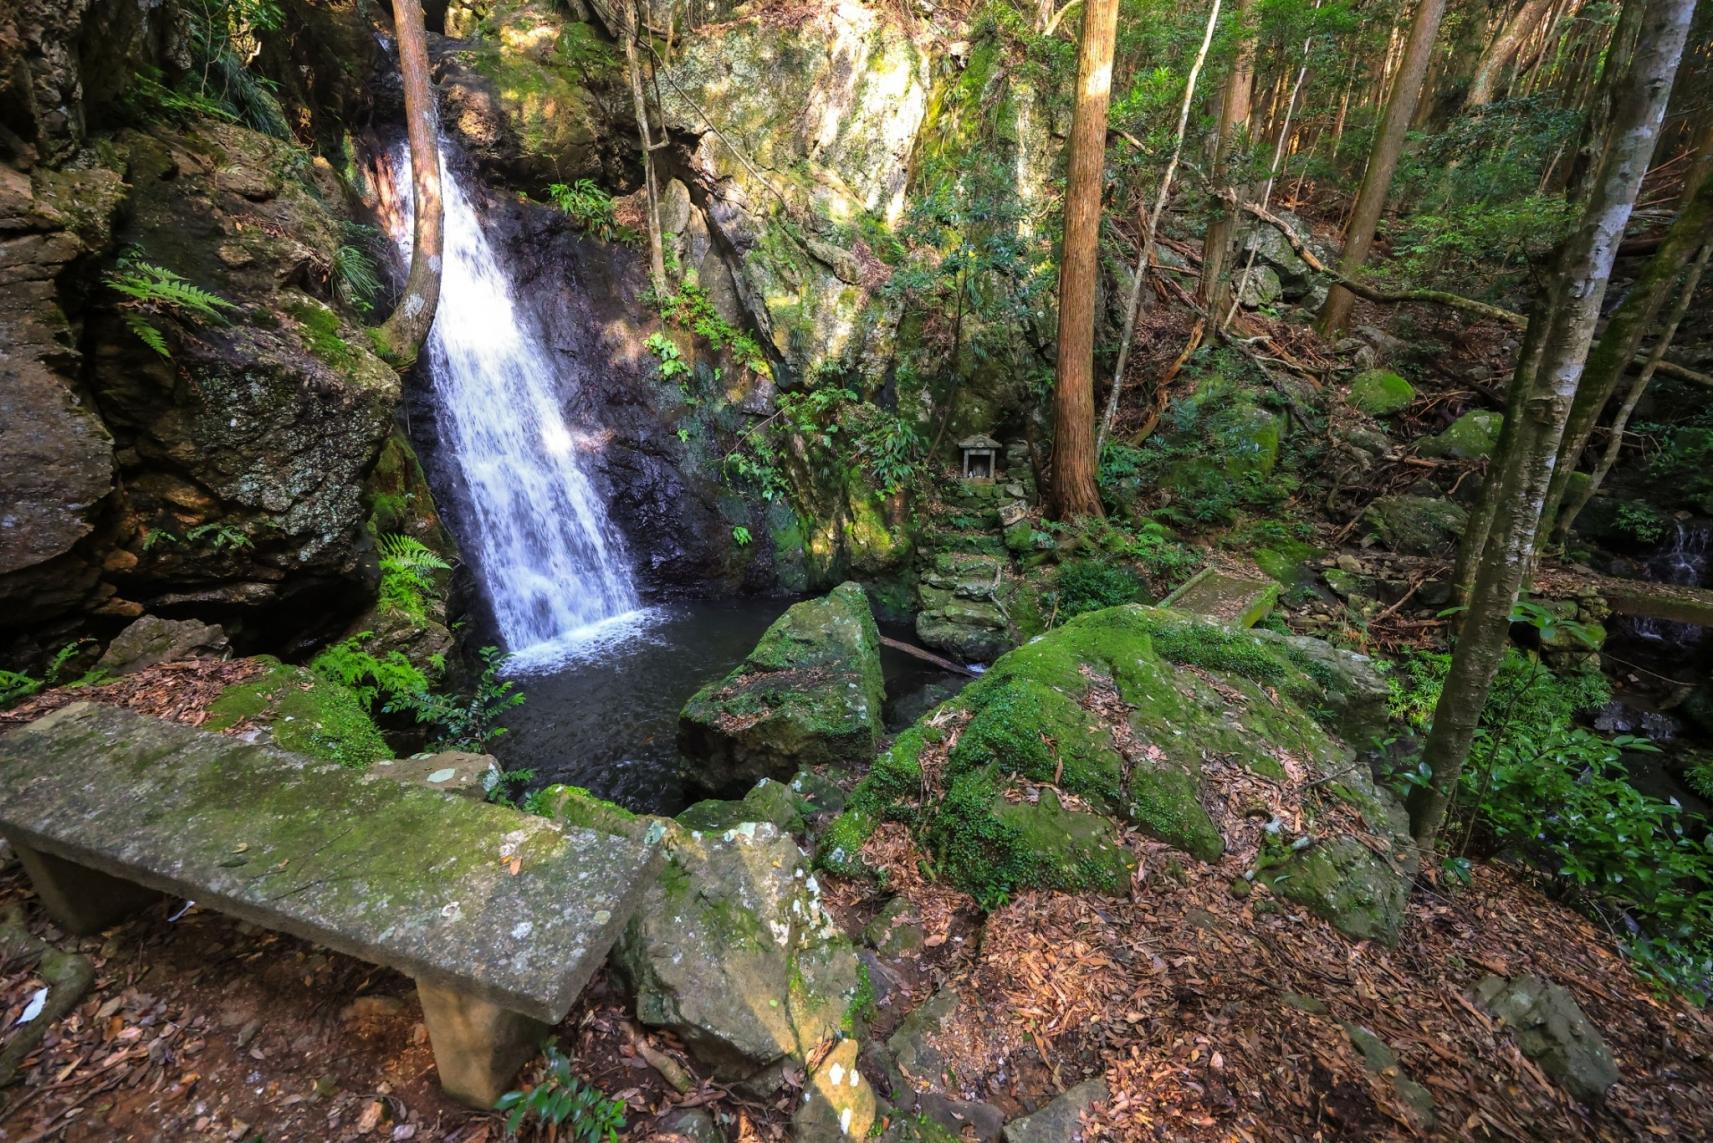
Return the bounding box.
[310,636,520,753]
[644,332,690,380]
[1053,560,1148,619]
[0,670,42,709]
[655,285,769,376]
[123,0,288,136]
[185,522,253,551]
[482,766,539,807]
[731,525,753,547]
[546,179,638,244]
[495,1042,625,1140]
[377,534,452,623]
[333,239,383,315]
[105,254,236,357]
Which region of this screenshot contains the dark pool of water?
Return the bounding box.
[492,598,966,815]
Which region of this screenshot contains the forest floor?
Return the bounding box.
[2,666,1711,1142]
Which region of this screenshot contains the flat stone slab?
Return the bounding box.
[1161,566,1280,628]
[0,703,660,1023]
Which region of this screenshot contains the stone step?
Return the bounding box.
[1160,566,1280,628]
[0,703,662,1105]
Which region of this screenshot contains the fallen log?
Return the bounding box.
[880,636,977,676]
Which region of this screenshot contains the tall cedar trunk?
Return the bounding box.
[1315,0,1448,337]
[1408,0,1693,853]
[1467,0,1555,106]
[622,0,666,295]
[1541,169,1713,546]
[374,0,443,364]
[1199,0,1255,317]
[1049,0,1120,521]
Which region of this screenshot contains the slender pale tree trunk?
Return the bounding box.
[1467,0,1555,106]
[1095,0,1221,455]
[1409,0,1693,853]
[621,0,667,295]
[1316,0,1448,337]
[1049,0,1121,520]
[374,0,443,364]
[1557,242,1709,539]
[1541,168,1713,545]
[1199,0,1255,320]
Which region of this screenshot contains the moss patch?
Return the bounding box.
[205,657,388,769]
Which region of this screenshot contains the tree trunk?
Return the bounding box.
[1409,0,1693,854]
[1049,0,1120,521]
[1542,166,1713,545]
[1467,0,1555,106]
[621,0,667,296]
[373,0,443,365]
[1556,242,1709,539]
[1199,0,1255,319]
[1315,0,1448,337]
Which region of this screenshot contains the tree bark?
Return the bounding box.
[374,0,443,365]
[1409,0,1693,854]
[1199,0,1254,318]
[1466,0,1555,106]
[622,0,667,296]
[1556,242,1709,539]
[1542,165,1713,545]
[1315,0,1448,337]
[1049,0,1120,521]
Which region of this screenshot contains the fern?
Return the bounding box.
[106,256,237,356]
[377,534,452,621]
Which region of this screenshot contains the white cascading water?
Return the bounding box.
[387,145,640,660]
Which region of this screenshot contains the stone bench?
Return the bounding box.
[0,703,660,1107]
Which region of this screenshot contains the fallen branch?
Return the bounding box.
[879,636,977,677]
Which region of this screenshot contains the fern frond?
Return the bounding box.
[106,259,237,325]
[333,244,383,314]
[124,313,172,357]
[378,534,452,574]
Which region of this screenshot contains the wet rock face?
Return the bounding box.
[679,582,886,795]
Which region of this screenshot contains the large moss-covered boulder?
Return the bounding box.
[1348,369,1415,416]
[612,822,862,1091]
[679,582,884,794]
[1420,409,1503,460]
[821,606,1417,937]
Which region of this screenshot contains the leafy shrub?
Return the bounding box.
[495,1042,625,1140]
[310,637,520,752]
[333,241,383,315]
[546,179,637,244]
[655,284,769,376]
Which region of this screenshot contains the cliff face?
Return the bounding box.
[0,0,1075,659]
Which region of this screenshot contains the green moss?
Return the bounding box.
[205,658,389,769]
[1348,369,1415,416]
[817,808,881,880]
[535,783,652,840]
[289,298,357,371]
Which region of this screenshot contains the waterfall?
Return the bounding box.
[1629,520,1710,648]
[387,146,640,659]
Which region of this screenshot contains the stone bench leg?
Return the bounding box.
[415,979,550,1108]
[6,838,161,935]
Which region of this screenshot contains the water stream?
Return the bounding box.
[388,146,642,663]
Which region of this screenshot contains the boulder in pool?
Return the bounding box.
[679,582,884,794]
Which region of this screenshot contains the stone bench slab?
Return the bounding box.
[1161,566,1281,628]
[0,703,659,1025]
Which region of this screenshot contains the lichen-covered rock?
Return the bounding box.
[1341,1022,1434,1128]
[97,615,229,675]
[679,582,884,794]
[1420,409,1503,460]
[677,777,814,836]
[204,657,389,769]
[434,0,629,188]
[1476,974,1620,1104]
[794,1036,878,1139]
[1348,369,1415,417]
[613,822,862,1091]
[1364,494,1469,556]
[1259,833,1410,944]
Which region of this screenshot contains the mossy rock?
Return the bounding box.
[677,777,813,836]
[679,583,885,794]
[1348,370,1415,417]
[1259,834,1410,944]
[1363,494,1469,556]
[205,657,389,769]
[535,783,657,841]
[1420,409,1503,460]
